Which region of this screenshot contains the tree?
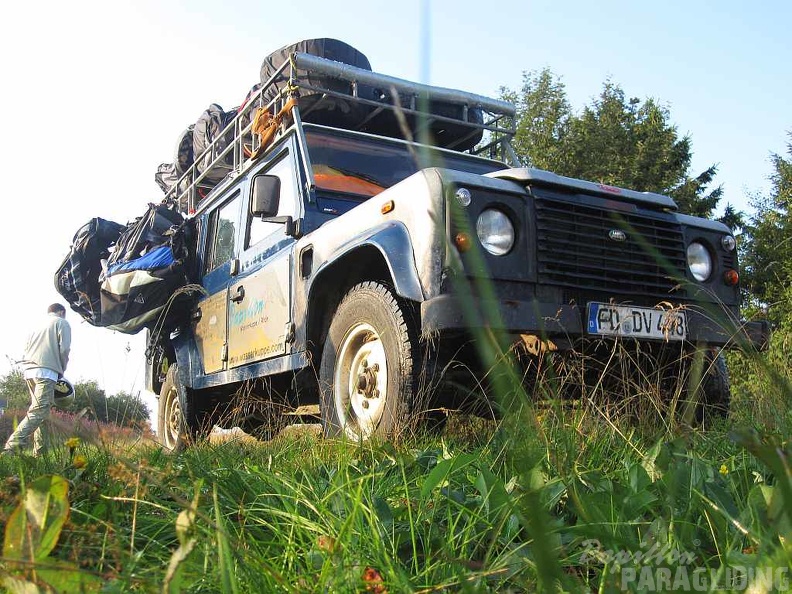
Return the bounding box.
[718,203,746,234]
[69,381,149,427]
[728,134,792,414]
[0,371,149,428]
[104,391,151,428]
[741,132,792,315]
[504,69,571,174]
[0,367,29,410]
[71,380,110,421]
[504,70,724,218]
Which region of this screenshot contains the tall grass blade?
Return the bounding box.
[213,483,239,594]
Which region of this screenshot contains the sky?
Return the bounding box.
[0,0,789,421]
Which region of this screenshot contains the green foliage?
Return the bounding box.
[70,381,150,428]
[104,391,151,429]
[0,368,29,411]
[730,132,792,423]
[0,417,790,592]
[504,68,571,174]
[0,369,150,429]
[1,474,103,592]
[565,83,690,196]
[505,69,725,218]
[3,475,70,562]
[163,484,200,593]
[728,286,792,429]
[741,132,792,311]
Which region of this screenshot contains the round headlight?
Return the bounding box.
[721,235,736,252]
[687,242,713,282]
[476,208,515,256]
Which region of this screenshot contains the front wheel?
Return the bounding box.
[695,349,731,424]
[319,282,417,440]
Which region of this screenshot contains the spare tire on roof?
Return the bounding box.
[257,38,484,151]
[258,38,378,128]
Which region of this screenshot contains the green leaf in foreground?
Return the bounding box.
[2,474,102,593]
[421,453,478,498]
[3,475,69,562]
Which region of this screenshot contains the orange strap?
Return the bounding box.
[250,97,297,160]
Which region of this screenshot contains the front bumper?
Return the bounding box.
[421,294,770,350]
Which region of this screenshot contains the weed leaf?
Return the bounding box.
[421,453,477,498]
[474,468,512,519]
[3,475,69,562]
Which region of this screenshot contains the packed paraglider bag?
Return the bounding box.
[55,202,196,335]
[100,202,195,334]
[54,217,126,325]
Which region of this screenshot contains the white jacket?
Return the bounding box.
[21,313,71,375]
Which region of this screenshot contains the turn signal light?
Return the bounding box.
[381,200,395,214]
[455,232,472,252]
[724,269,739,286]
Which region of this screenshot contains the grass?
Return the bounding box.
[2,313,790,593]
[2,368,791,594]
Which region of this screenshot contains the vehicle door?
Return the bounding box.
[226,146,300,368]
[192,191,244,374]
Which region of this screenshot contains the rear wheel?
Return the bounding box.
[158,365,208,451]
[319,282,417,440]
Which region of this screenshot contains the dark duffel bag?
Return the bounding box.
[362,96,485,151]
[154,162,180,195]
[174,125,194,175]
[54,218,126,325]
[109,203,185,268]
[193,104,236,183]
[154,125,197,199]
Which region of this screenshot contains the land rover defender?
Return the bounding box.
[147,47,767,449]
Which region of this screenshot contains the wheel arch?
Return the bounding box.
[145,330,178,397]
[305,228,423,361]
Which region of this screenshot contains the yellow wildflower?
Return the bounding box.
[73,455,87,469]
[65,437,80,450]
[719,464,729,476]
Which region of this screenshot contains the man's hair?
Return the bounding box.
[47,303,66,315]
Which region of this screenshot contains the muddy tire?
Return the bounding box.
[696,350,731,424]
[319,282,417,440]
[157,365,207,451]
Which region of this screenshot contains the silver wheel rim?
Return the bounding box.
[334,323,387,439]
[163,386,181,450]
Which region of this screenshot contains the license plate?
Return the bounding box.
[587,302,687,341]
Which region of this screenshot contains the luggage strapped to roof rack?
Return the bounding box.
[161,46,517,214]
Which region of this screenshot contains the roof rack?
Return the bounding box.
[164,53,517,214]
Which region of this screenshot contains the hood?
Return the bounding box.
[486,167,678,211]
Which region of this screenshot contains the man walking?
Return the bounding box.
[3,303,72,456]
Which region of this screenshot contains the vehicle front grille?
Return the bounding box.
[535,197,687,299]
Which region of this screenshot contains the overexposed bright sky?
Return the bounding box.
[0,0,789,419]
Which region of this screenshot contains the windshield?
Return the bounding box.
[305,127,505,199]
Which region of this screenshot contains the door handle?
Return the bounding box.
[231,285,245,303]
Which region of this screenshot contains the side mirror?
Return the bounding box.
[251,175,281,218]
